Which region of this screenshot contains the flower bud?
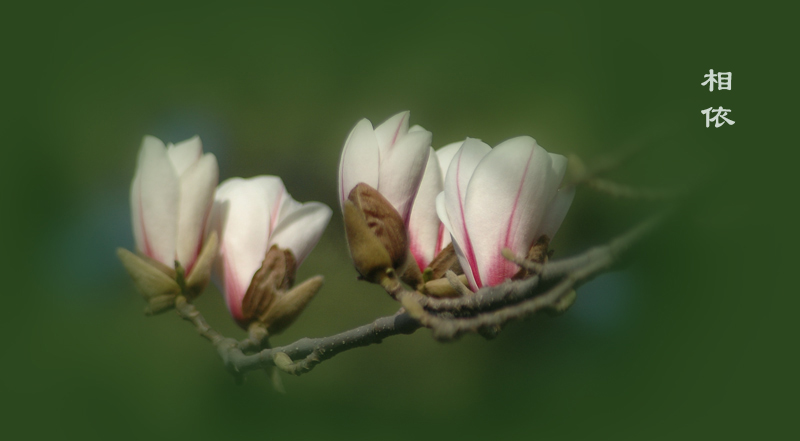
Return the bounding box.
[425,243,462,281]
[120,135,219,310]
[338,112,432,223]
[344,183,408,283]
[260,275,324,335]
[546,289,577,316]
[437,137,575,290]
[208,175,331,329]
[129,135,218,275]
[512,235,550,280]
[273,352,294,372]
[116,247,180,314]
[421,274,470,297]
[241,245,295,323]
[232,245,323,334]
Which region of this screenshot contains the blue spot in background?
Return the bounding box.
[567,271,637,334]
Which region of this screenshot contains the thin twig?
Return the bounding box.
[265,311,421,375]
[540,212,662,280]
[586,178,675,200]
[413,277,576,341]
[175,299,421,377]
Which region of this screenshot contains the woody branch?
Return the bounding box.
[174,212,662,378]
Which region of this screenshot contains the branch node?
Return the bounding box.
[445,271,473,296]
[400,295,425,320]
[273,352,294,372]
[477,325,502,340]
[502,248,542,273]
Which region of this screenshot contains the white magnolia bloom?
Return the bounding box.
[436,137,575,290]
[338,111,433,223]
[406,142,461,270]
[207,176,332,322]
[130,135,219,274]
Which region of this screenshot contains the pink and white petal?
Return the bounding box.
[206,196,235,314]
[248,176,289,237]
[374,111,410,154]
[377,128,432,221]
[130,172,146,254]
[206,184,252,322]
[222,249,247,322]
[269,202,333,267]
[210,177,272,315]
[408,124,427,133]
[436,192,477,290]
[435,192,453,237]
[548,152,569,186]
[274,192,304,227]
[408,148,444,270]
[465,136,556,287]
[338,119,380,210]
[428,141,461,255]
[166,136,203,176]
[175,153,219,272]
[435,142,463,179]
[442,138,491,286]
[453,241,480,291]
[437,222,451,253]
[538,186,575,241]
[137,136,180,266]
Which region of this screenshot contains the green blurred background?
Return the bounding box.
[4,1,796,440]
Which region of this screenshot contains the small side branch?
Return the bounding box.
[401,213,663,341]
[411,277,576,341]
[174,299,420,377]
[540,212,662,280]
[585,178,675,200]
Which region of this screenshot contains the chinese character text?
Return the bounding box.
[701,69,732,91]
[701,107,735,128]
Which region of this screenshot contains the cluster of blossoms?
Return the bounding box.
[118,111,574,334]
[339,111,574,294]
[117,136,332,334]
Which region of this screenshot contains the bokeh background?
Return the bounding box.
[4,2,796,440]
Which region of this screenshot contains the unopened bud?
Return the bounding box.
[260,275,324,335]
[400,296,425,319]
[426,243,462,281]
[343,183,408,283]
[145,295,178,315]
[526,235,551,264]
[241,246,296,323]
[421,274,470,297]
[547,289,577,316]
[513,235,550,280]
[399,253,423,287]
[117,248,180,313]
[273,352,294,372]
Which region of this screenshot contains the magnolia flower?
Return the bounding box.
[407,142,461,271]
[130,135,219,274]
[436,137,575,290]
[338,111,432,223]
[338,111,433,283]
[208,176,332,326]
[117,136,219,313]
